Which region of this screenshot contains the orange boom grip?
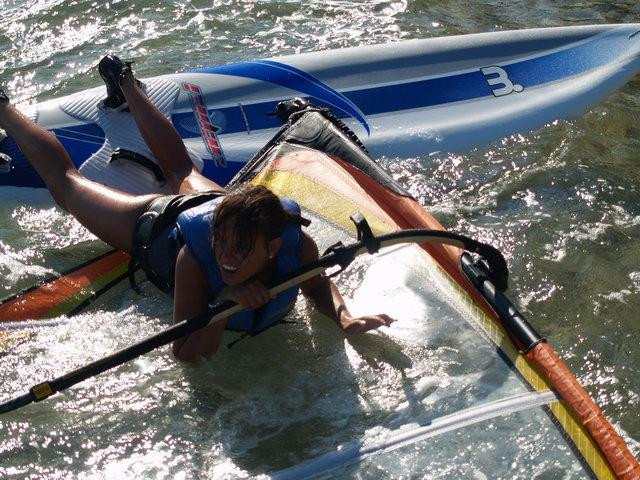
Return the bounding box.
[528,342,640,480]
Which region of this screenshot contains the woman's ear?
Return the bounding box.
[268,237,282,259]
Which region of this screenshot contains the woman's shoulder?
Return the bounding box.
[175,197,223,265]
[176,197,225,246]
[280,197,301,215]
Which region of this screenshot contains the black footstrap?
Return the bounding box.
[109,148,166,184]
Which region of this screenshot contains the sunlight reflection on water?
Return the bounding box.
[1,0,639,478]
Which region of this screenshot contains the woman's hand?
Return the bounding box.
[339,312,396,334]
[216,279,275,310]
[299,232,397,334]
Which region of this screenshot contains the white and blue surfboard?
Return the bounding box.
[2,23,640,194]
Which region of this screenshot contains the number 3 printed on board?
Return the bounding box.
[481,66,524,97]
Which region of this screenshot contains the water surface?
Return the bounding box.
[1,1,639,478]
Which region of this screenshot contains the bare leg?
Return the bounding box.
[119,73,225,195]
[0,102,158,253]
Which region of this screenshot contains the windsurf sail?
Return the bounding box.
[2,98,638,478]
[224,100,639,479]
[2,24,640,194]
[1,97,638,478]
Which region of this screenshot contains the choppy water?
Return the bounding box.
[1,1,640,479]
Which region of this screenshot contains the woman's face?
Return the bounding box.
[214,221,281,285]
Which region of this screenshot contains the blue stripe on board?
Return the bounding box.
[0,136,45,188]
[0,123,104,188]
[197,60,371,134]
[173,28,634,139]
[2,28,635,188]
[201,160,242,186]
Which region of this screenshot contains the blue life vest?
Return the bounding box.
[176,197,304,334]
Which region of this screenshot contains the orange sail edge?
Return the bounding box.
[338,158,640,479]
[333,156,504,322]
[528,342,640,480]
[0,250,131,322]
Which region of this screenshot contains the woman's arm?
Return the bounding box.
[172,246,227,363]
[299,233,395,333]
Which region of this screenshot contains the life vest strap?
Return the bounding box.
[128,191,225,292]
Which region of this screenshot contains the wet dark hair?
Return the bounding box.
[212,185,308,255]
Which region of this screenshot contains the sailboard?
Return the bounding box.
[1,24,640,194]
[1,24,640,479]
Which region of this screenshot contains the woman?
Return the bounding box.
[0,56,394,363]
